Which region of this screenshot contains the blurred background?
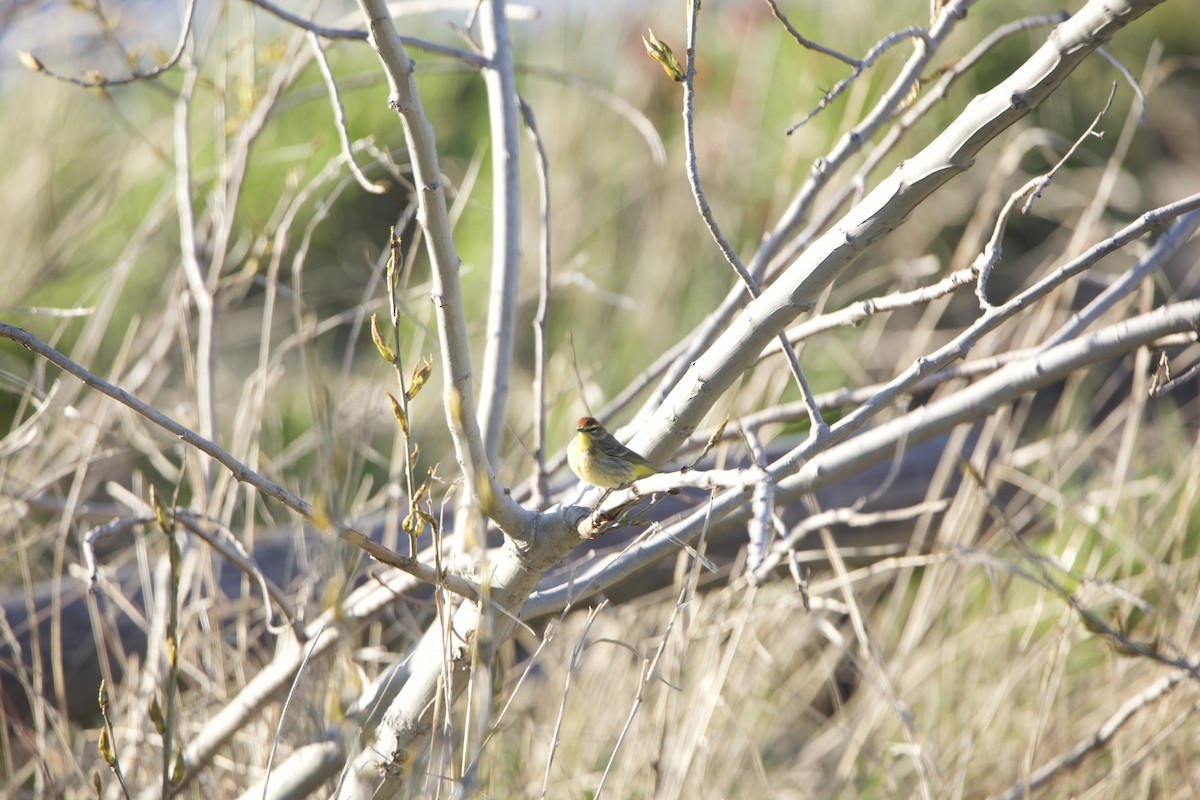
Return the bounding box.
[2,0,1197,499]
[3,0,1200,796]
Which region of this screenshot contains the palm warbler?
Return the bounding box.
[567,416,658,488]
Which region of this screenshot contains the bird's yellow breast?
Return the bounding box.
[568,430,655,488]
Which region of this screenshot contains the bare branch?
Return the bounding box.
[635,0,1174,466]
[247,0,370,41]
[0,323,481,604]
[991,666,1194,800]
[18,0,199,88]
[522,96,554,508]
[475,0,524,464]
[528,299,1200,616]
[643,0,979,421]
[355,0,533,539]
[786,27,930,134]
[762,0,858,67]
[245,0,536,69]
[752,0,978,277]
[679,0,827,433]
[767,192,1200,475]
[1044,211,1200,347]
[307,33,389,195]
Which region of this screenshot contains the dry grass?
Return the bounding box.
[484,418,1200,799]
[2,0,1199,797]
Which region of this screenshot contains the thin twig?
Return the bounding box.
[681,0,826,434]
[1044,207,1200,348]
[760,263,978,360]
[18,0,199,88]
[742,426,780,576]
[521,96,554,508]
[358,0,533,541]
[974,85,1117,308]
[1096,46,1147,126]
[81,510,304,641]
[172,55,217,496]
[817,525,935,798]
[1149,352,1200,399]
[260,627,328,800]
[752,500,950,582]
[158,501,181,797]
[762,0,858,67]
[540,602,606,799]
[520,64,666,166]
[786,27,929,134]
[767,192,1200,476]
[594,572,696,798]
[246,0,493,67]
[307,32,389,194]
[173,511,305,640]
[249,0,368,40]
[990,669,1195,800]
[0,323,483,603]
[465,609,562,775]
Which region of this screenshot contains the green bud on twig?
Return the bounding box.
[642,29,686,82]
[370,313,397,365]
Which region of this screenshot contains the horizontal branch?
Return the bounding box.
[529,299,1200,614]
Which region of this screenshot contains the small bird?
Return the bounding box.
[567,416,659,488]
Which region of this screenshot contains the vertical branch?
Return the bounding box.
[158,511,182,797]
[172,54,215,497]
[475,0,523,463]
[353,0,530,538]
[678,0,827,436]
[521,97,554,508]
